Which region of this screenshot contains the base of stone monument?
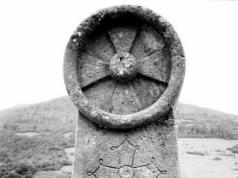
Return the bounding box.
[72,111,181,178]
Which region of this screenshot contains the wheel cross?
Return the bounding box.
[64,6,185,129]
[64,6,185,178]
[78,25,169,88]
[78,24,169,113]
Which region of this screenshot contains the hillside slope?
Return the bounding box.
[0,96,238,177]
[1,96,238,139]
[175,103,238,139]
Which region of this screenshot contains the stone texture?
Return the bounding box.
[63,5,185,178]
[73,112,179,178]
[64,5,185,129]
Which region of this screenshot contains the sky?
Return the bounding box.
[0,0,238,115]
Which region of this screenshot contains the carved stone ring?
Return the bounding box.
[64,5,185,129]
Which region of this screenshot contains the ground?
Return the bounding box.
[0,96,238,177]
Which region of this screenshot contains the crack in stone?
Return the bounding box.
[87,135,167,178]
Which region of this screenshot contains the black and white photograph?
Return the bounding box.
[0,0,238,178]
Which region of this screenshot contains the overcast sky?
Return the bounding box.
[0,0,238,115]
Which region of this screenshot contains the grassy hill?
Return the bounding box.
[0,96,238,177]
[175,103,238,139]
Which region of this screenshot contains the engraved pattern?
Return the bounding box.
[87,135,167,178]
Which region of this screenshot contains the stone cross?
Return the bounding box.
[64,5,185,178]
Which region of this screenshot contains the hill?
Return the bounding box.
[1,96,237,139]
[0,96,238,177]
[175,103,238,139]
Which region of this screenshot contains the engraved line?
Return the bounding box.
[137,73,168,87]
[138,49,164,62]
[156,169,168,178]
[117,150,121,165]
[81,75,111,91]
[83,54,109,64]
[106,82,118,112]
[111,135,128,150]
[137,50,168,85]
[131,146,137,166]
[106,32,117,53]
[129,27,141,53]
[160,169,168,174]
[126,137,139,149]
[133,163,151,169]
[87,135,168,177]
[101,163,120,169]
[87,164,100,178]
[130,82,144,110]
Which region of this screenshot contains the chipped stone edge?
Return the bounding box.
[63,5,186,129]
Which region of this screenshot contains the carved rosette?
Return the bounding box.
[87,135,167,178]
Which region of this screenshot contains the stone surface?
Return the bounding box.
[109,52,138,82]
[63,5,185,178]
[73,112,179,178]
[64,5,185,129]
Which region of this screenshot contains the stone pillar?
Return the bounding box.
[64,5,185,178]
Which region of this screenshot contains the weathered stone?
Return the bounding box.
[63,5,185,178]
[73,112,179,178]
